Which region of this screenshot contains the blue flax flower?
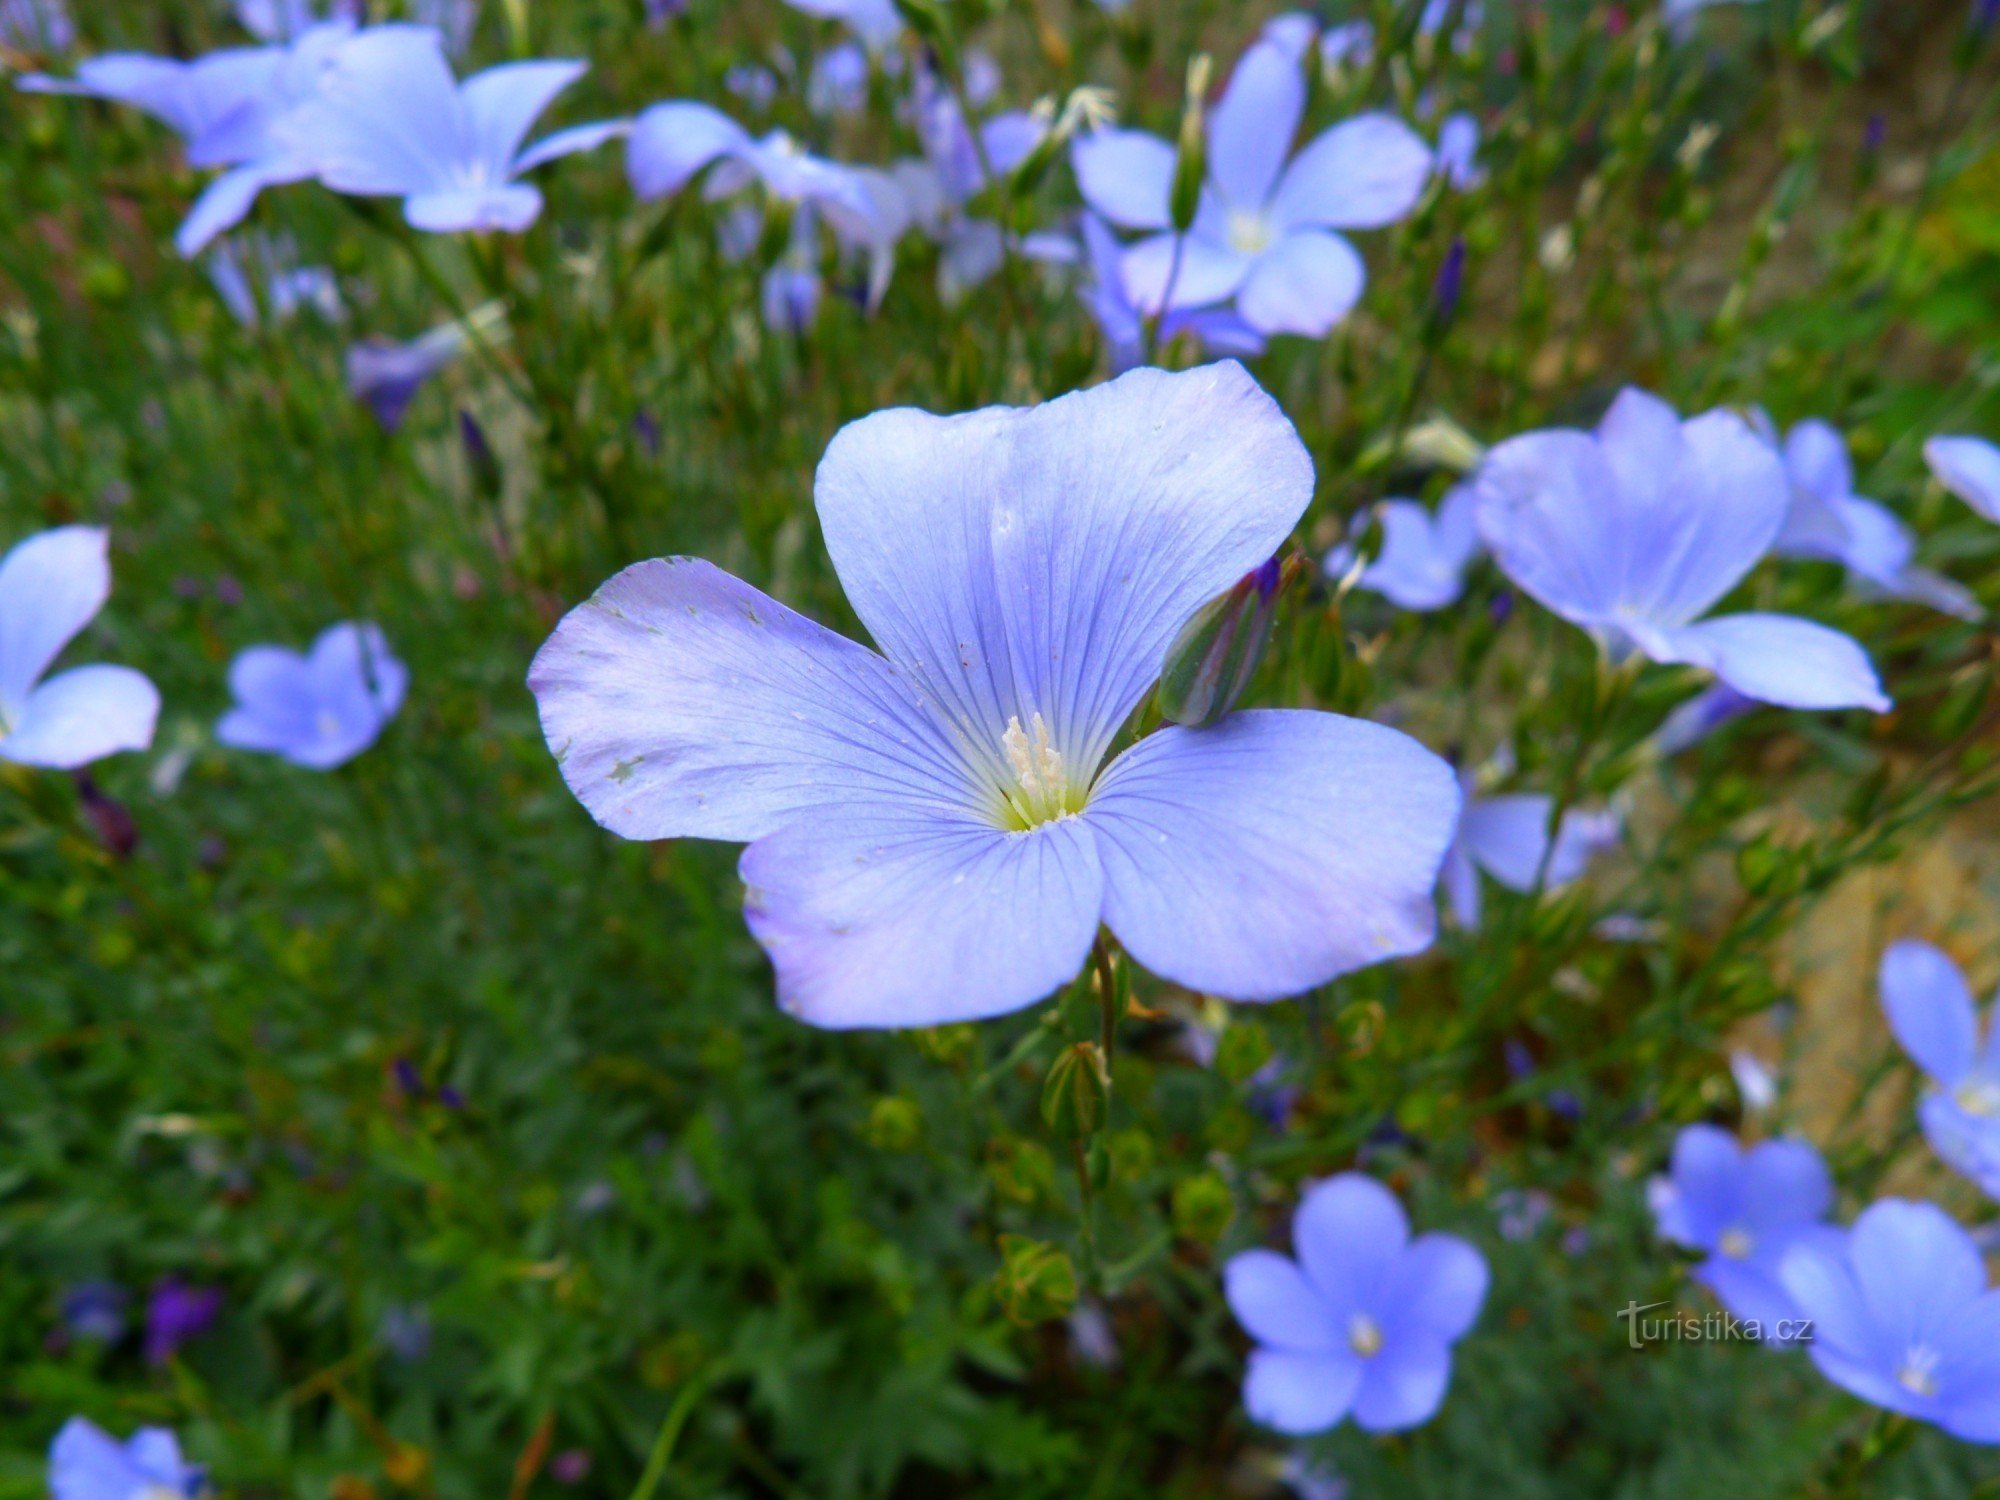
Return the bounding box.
[1473,389,1890,712]
[1324,483,1481,612]
[1072,40,1431,337]
[1780,1198,2000,1442]
[1648,1123,1838,1337]
[1439,778,1620,930]
[0,527,158,770]
[1926,434,2000,524]
[1077,212,1264,372]
[1224,1173,1487,1434]
[1880,940,2000,1199]
[1435,113,1485,191]
[49,1417,202,1500]
[217,622,406,769]
[530,364,1461,1029]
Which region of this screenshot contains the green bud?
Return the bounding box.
[1169,55,1213,234]
[992,1234,1078,1325]
[1041,1042,1110,1140]
[1171,1171,1234,1245]
[864,1095,923,1152]
[1157,555,1299,727]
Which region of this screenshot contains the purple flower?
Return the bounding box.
[59,1281,129,1343]
[529,364,1460,1028]
[1435,112,1485,191]
[1780,1198,2000,1441]
[1474,389,1890,712]
[217,622,406,769]
[1648,1123,1838,1338]
[760,211,825,336]
[49,1417,202,1500]
[144,1277,222,1366]
[1073,41,1432,336]
[1880,940,2000,1199]
[1773,419,1976,619]
[1324,483,1482,611]
[549,1450,592,1485]
[273,29,625,234]
[0,527,159,770]
[1925,435,2000,524]
[378,1303,432,1361]
[345,317,477,430]
[1439,774,1620,929]
[1077,211,1266,373]
[1225,1173,1487,1434]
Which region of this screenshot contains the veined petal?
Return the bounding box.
[1118,231,1254,314]
[739,804,1102,1028]
[1269,113,1432,231]
[0,525,111,713]
[1880,940,1979,1087]
[1637,613,1889,712]
[528,556,980,843]
[1225,1249,1340,1352]
[1234,229,1365,337]
[1070,128,1175,231]
[0,664,158,769]
[1086,711,1459,1001]
[1243,1347,1365,1435]
[460,58,583,176]
[627,101,752,199]
[1777,1239,1877,1363]
[812,363,1311,783]
[1208,41,1304,213]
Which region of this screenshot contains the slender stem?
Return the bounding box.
[1092,933,1118,1068]
[629,1365,720,1500]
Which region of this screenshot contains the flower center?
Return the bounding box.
[315,709,344,741]
[999,712,1079,828]
[1347,1312,1384,1358]
[1896,1345,1942,1400]
[1955,1075,2000,1118]
[1226,210,1274,256]
[1717,1227,1755,1260]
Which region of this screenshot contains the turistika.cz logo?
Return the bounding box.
[1615,1300,1814,1350]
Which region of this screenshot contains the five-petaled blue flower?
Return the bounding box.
[0,527,159,771]
[1224,1173,1488,1434]
[1880,939,2000,1200]
[1072,40,1432,336]
[1647,1123,1839,1338]
[217,621,406,770]
[1473,388,1890,713]
[1780,1197,2000,1442]
[49,1416,202,1500]
[1325,483,1482,612]
[530,363,1462,1029]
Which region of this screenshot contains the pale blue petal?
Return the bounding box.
[1441,838,1481,928]
[1225,1248,1340,1352]
[813,362,1311,784]
[274,26,459,196]
[405,183,543,233]
[1917,1093,2000,1199]
[1473,430,1629,627]
[1740,1137,1834,1235]
[1243,1347,1365,1434]
[1208,41,1304,212]
[1293,1173,1409,1317]
[1848,1198,1985,1346]
[627,100,752,199]
[1269,113,1432,231]
[176,159,302,257]
[1234,229,1365,337]
[1458,795,1553,890]
[1926,435,2000,524]
[1070,128,1176,231]
[1659,1123,1745,1250]
[1696,1258,1803,1336]
[1,664,158,769]
[529,557,982,843]
[514,118,629,173]
[1087,711,1458,1000]
[459,58,582,175]
[48,1417,149,1500]
[1935,1291,2000,1432]
[1381,1233,1488,1343]
[739,803,1102,1028]
[0,524,108,711]
[1881,940,1979,1087]
[1639,613,1889,712]
[1778,1237,1881,1365]
[1118,231,1253,314]
[1783,419,1852,505]
[1351,1338,1453,1432]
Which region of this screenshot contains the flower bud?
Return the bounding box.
[1041,1041,1110,1140]
[1169,54,1213,234]
[992,1234,1079,1325]
[1432,235,1467,329]
[458,410,502,501]
[1156,554,1300,727]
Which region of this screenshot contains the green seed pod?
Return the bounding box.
[1156,555,1298,727]
[1171,1170,1234,1246]
[1169,55,1212,234]
[1041,1041,1110,1141]
[992,1235,1079,1325]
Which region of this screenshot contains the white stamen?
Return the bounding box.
[1897,1345,1942,1400]
[1955,1076,2000,1119]
[1718,1227,1755,1260]
[1227,210,1274,257]
[1347,1312,1384,1358]
[1002,713,1066,812]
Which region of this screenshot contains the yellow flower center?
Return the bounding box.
[998,712,1080,829]
[1718,1227,1755,1260]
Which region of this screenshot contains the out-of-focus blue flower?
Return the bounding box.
[1260,12,1321,62]
[0,0,72,50]
[1074,41,1431,336]
[1439,771,1620,930]
[760,210,825,336]
[1067,1299,1119,1368]
[1435,112,1486,190]
[1730,1049,1778,1113]
[1780,1198,2000,1441]
[1474,389,1890,712]
[59,1281,129,1343]
[1880,940,2000,1199]
[377,1303,432,1362]
[1653,681,1757,754]
[784,0,902,51]
[234,0,357,39]
[1319,21,1375,70]
[1648,1123,1837,1338]
[1279,1452,1348,1500]
[273,29,625,234]
[1325,484,1482,611]
[723,62,780,113]
[1772,419,1977,619]
[1077,212,1265,372]
[49,1417,202,1500]
[144,1277,222,1366]
[1493,1187,1554,1242]
[0,527,159,771]
[205,232,340,328]
[217,621,406,770]
[345,311,491,430]
[1225,1173,1487,1435]
[1926,434,2000,524]
[529,364,1460,1028]
[1664,0,1762,37]
[808,43,872,116]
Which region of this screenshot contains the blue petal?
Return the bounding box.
[1777,1236,1880,1367]
[1234,229,1364,337]
[1087,711,1458,1000]
[1350,1337,1454,1432]
[515,118,631,173]
[1926,435,2000,524]
[1658,1123,1746,1251]
[1292,1173,1409,1318]
[1118,231,1253,314]
[740,804,1102,1028]
[1208,41,1303,213]
[1224,1249,1340,1352]
[1881,940,1979,1087]
[1269,113,1432,231]
[275,26,460,197]
[458,59,583,175]
[1381,1232,1488,1344]
[405,183,544,233]
[1847,1199,1986,1346]
[1637,613,1889,712]
[48,1417,149,1500]
[1,664,158,770]
[627,101,752,199]
[1070,128,1176,231]
[1739,1137,1834,1235]
[0,525,110,712]
[1243,1347,1365,1434]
